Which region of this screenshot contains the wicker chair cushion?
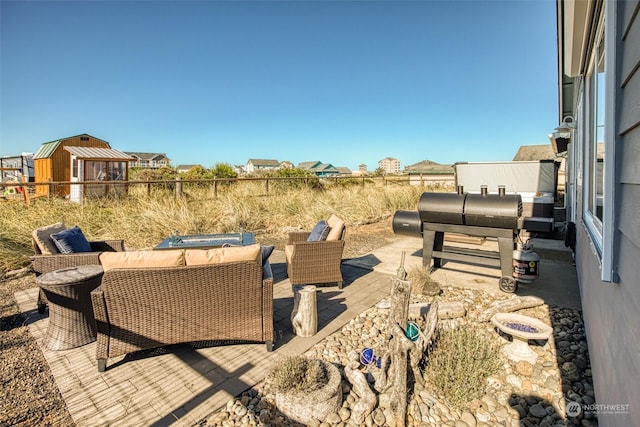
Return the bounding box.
[326,216,345,241]
[32,222,67,255]
[284,244,294,263]
[50,226,93,254]
[184,243,261,266]
[100,249,185,272]
[308,220,330,241]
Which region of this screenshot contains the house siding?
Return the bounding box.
[574,1,640,425]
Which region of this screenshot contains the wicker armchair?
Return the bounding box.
[31,223,125,313]
[285,215,346,291]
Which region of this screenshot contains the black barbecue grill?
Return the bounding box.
[393,187,531,292]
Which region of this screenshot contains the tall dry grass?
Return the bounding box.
[0,181,432,272]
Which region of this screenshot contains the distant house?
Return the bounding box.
[0,153,34,183]
[403,160,455,187]
[176,164,203,173]
[378,157,401,175]
[297,161,340,177]
[245,159,280,174]
[335,166,352,176]
[126,152,170,169]
[33,134,132,198]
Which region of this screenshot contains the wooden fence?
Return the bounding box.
[1,174,455,203]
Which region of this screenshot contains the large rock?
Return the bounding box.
[275,360,343,425]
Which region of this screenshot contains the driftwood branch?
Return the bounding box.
[408,301,439,388]
[344,365,377,425]
[478,295,544,322]
[388,278,412,427]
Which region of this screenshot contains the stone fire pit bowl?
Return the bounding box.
[491,312,553,364]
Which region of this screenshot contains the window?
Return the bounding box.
[72,158,78,178]
[581,1,616,282]
[585,33,605,230]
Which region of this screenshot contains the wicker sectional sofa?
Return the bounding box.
[90,246,274,372]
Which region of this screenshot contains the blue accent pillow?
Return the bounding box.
[261,245,275,279]
[51,226,93,254]
[307,220,330,242]
[261,245,275,266]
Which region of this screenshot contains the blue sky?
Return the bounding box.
[1,0,558,171]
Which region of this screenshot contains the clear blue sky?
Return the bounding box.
[1,0,558,171]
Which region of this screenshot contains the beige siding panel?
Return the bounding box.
[618,183,640,249]
[620,0,640,39]
[620,1,640,86]
[575,226,640,426]
[617,232,640,298]
[619,61,640,134]
[620,125,640,183]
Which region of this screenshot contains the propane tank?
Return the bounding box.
[512,241,540,283]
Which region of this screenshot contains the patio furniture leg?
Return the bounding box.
[337,281,343,289]
[98,359,106,372]
[265,341,274,352]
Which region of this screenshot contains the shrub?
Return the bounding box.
[423,325,502,407]
[268,356,328,393]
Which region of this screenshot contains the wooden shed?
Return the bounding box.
[33,134,113,197]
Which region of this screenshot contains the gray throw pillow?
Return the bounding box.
[307,220,330,242]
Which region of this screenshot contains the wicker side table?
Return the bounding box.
[36,265,104,350]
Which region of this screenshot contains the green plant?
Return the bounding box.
[210,163,237,179]
[268,356,328,393]
[423,325,502,407]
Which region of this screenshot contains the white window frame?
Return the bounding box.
[581,0,617,282]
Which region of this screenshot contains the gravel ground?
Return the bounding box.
[0,218,401,427]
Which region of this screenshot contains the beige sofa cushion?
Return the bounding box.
[326,215,345,241]
[100,249,185,272]
[32,222,67,255]
[284,244,294,263]
[184,243,261,266]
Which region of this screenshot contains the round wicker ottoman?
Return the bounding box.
[36,265,104,350]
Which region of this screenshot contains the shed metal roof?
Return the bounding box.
[64,146,133,160]
[34,141,62,159]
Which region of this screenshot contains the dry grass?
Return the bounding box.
[0,181,432,272]
[267,356,328,393]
